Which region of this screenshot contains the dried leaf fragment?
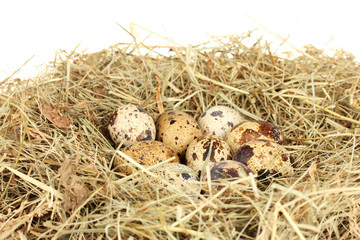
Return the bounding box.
[92,87,107,99]
[41,104,73,130]
[155,75,164,114]
[59,157,87,212]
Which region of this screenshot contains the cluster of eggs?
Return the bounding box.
[108,104,294,198]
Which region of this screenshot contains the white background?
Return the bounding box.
[1,0,359,81]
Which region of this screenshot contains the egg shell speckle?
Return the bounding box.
[203,160,254,196]
[225,120,284,153]
[108,104,156,147]
[114,140,180,174]
[156,110,202,157]
[233,139,293,178]
[198,106,245,139]
[151,163,200,199]
[186,136,232,176]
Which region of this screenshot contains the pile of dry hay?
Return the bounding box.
[1,33,360,239]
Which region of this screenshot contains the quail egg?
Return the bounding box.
[156,110,202,157]
[151,163,200,199]
[198,105,245,139]
[114,140,180,174]
[225,120,284,153]
[108,104,156,147]
[203,160,254,196]
[233,139,293,178]
[186,136,232,177]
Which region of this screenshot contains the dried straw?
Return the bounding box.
[1,30,360,239]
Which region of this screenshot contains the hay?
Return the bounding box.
[1,31,360,239]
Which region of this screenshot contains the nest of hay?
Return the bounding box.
[1,32,360,239]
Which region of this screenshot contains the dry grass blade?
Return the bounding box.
[1,30,360,239]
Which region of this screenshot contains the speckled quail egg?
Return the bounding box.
[186,136,232,177]
[198,106,245,139]
[108,104,156,147]
[151,163,200,199]
[114,140,180,174]
[156,110,202,157]
[233,139,293,178]
[203,160,254,196]
[225,120,284,153]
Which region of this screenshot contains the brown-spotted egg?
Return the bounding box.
[186,136,232,177]
[225,120,284,153]
[233,139,293,179]
[198,106,245,139]
[156,110,202,157]
[108,104,156,147]
[114,140,180,174]
[203,160,254,196]
[151,163,200,199]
